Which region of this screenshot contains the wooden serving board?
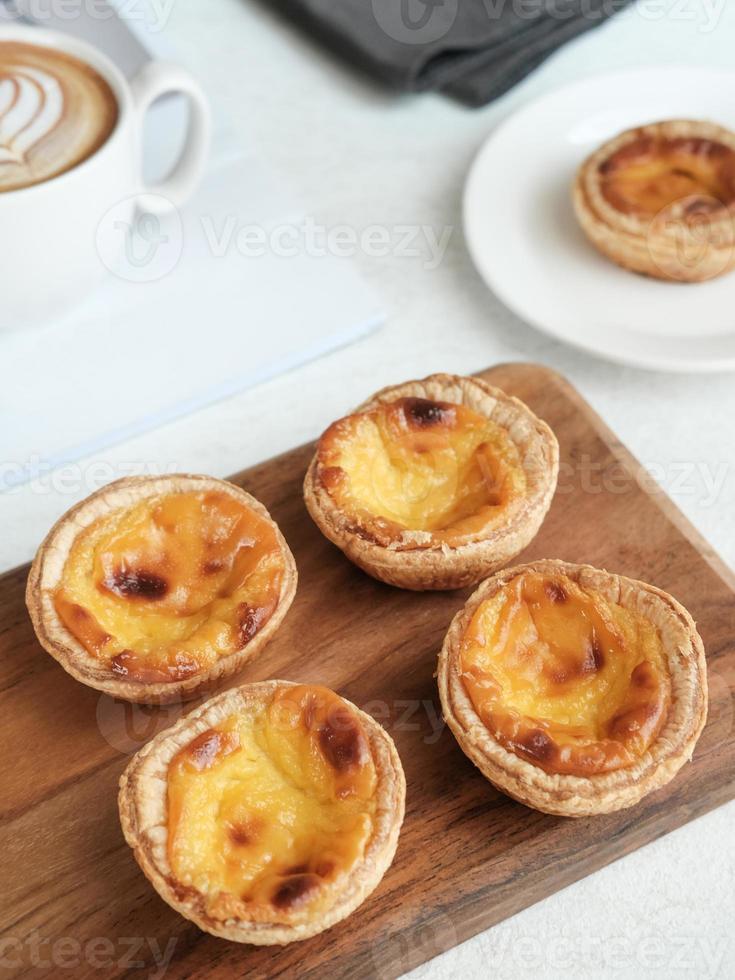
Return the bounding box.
[2,364,734,980]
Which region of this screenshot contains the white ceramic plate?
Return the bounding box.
[464,68,735,373]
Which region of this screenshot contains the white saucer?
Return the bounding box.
[464,68,735,373]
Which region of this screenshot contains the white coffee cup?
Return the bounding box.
[0,24,210,331]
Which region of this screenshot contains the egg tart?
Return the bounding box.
[26,475,297,703]
[119,680,405,944]
[304,374,559,591]
[438,560,707,816]
[573,120,735,282]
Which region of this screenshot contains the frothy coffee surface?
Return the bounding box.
[0,41,118,193]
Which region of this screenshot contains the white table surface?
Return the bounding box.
[4,1,735,977]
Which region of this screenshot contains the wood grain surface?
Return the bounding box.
[1,364,733,979]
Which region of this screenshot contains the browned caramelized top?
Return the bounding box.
[53,490,285,684]
[459,571,671,777]
[315,396,527,545]
[166,685,378,923]
[599,134,735,218]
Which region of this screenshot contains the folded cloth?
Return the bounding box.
[275,0,633,106]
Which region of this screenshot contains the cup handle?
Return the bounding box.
[130,60,211,216]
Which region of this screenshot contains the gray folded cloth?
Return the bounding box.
[276,0,632,106]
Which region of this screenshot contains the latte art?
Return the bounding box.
[0,41,118,192]
[0,67,63,164]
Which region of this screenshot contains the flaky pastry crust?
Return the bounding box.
[26,475,297,704]
[438,560,708,817]
[304,374,559,591]
[118,680,406,944]
[573,120,735,282]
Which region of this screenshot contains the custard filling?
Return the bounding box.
[459,571,671,776]
[167,685,377,922]
[316,397,527,545]
[600,136,735,218]
[54,490,285,683]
